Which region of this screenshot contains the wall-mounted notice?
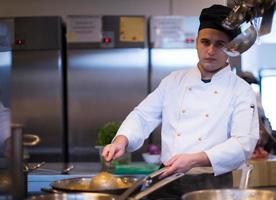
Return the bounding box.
[66,15,102,43]
[150,16,199,48]
[119,17,145,42]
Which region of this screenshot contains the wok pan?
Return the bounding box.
[50,168,167,194]
[28,170,184,200]
[50,176,138,194]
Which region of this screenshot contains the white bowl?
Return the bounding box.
[142,153,161,164]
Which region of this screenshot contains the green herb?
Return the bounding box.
[96,122,121,146]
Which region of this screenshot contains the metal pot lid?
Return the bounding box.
[26,193,118,200]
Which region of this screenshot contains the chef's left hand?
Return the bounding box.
[159,152,210,178]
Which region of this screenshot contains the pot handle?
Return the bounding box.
[239,163,253,189]
[23,134,40,147]
[132,172,184,200]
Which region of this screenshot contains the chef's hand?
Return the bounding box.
[101,135,128,162]
[159,152,211,178]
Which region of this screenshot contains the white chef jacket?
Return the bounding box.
[116,65,259,175]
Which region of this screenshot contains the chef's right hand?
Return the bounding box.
[101,135,128,162]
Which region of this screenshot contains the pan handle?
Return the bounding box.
[41,187,63,194]
[119,168,166,200]
[132,172,184,200]
[239,163,253,189]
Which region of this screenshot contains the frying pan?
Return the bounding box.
[28,169,185,200]
[50,176,138,194]
[50,168,167,194]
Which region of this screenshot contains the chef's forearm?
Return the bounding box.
[193,152,211,167]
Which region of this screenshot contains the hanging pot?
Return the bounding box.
[223,25,257,57]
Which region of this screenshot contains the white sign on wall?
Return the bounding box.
[66,15,102,43]
[150,16,199,48]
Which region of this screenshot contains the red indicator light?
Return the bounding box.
[185,38,194,43]
[15,39,25,45]
[103,37,111,43]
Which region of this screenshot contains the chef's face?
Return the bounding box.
[196,28,229,79]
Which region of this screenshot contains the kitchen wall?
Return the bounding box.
[0,0,226,19]
[242,43,276,75]
[241,5,276,74]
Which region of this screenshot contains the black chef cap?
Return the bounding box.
[199,4,241,40]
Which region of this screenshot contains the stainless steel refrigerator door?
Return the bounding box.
[11,50,64,161]
[0,51,11,163]
[0,51,11,108]
[67,48,148,161]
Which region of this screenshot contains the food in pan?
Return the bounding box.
[89,171,118,189]
[89,171,133,190]
[51,172,134,192]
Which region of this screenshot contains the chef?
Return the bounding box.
[102,4,259,199]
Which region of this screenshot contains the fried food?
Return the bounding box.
[89,171,119,189]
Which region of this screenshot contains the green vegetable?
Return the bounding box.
[96,122,121,146]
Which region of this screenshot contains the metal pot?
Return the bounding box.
[223,25,257,57]
[181,189,276,200]
[182,164,276,200]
